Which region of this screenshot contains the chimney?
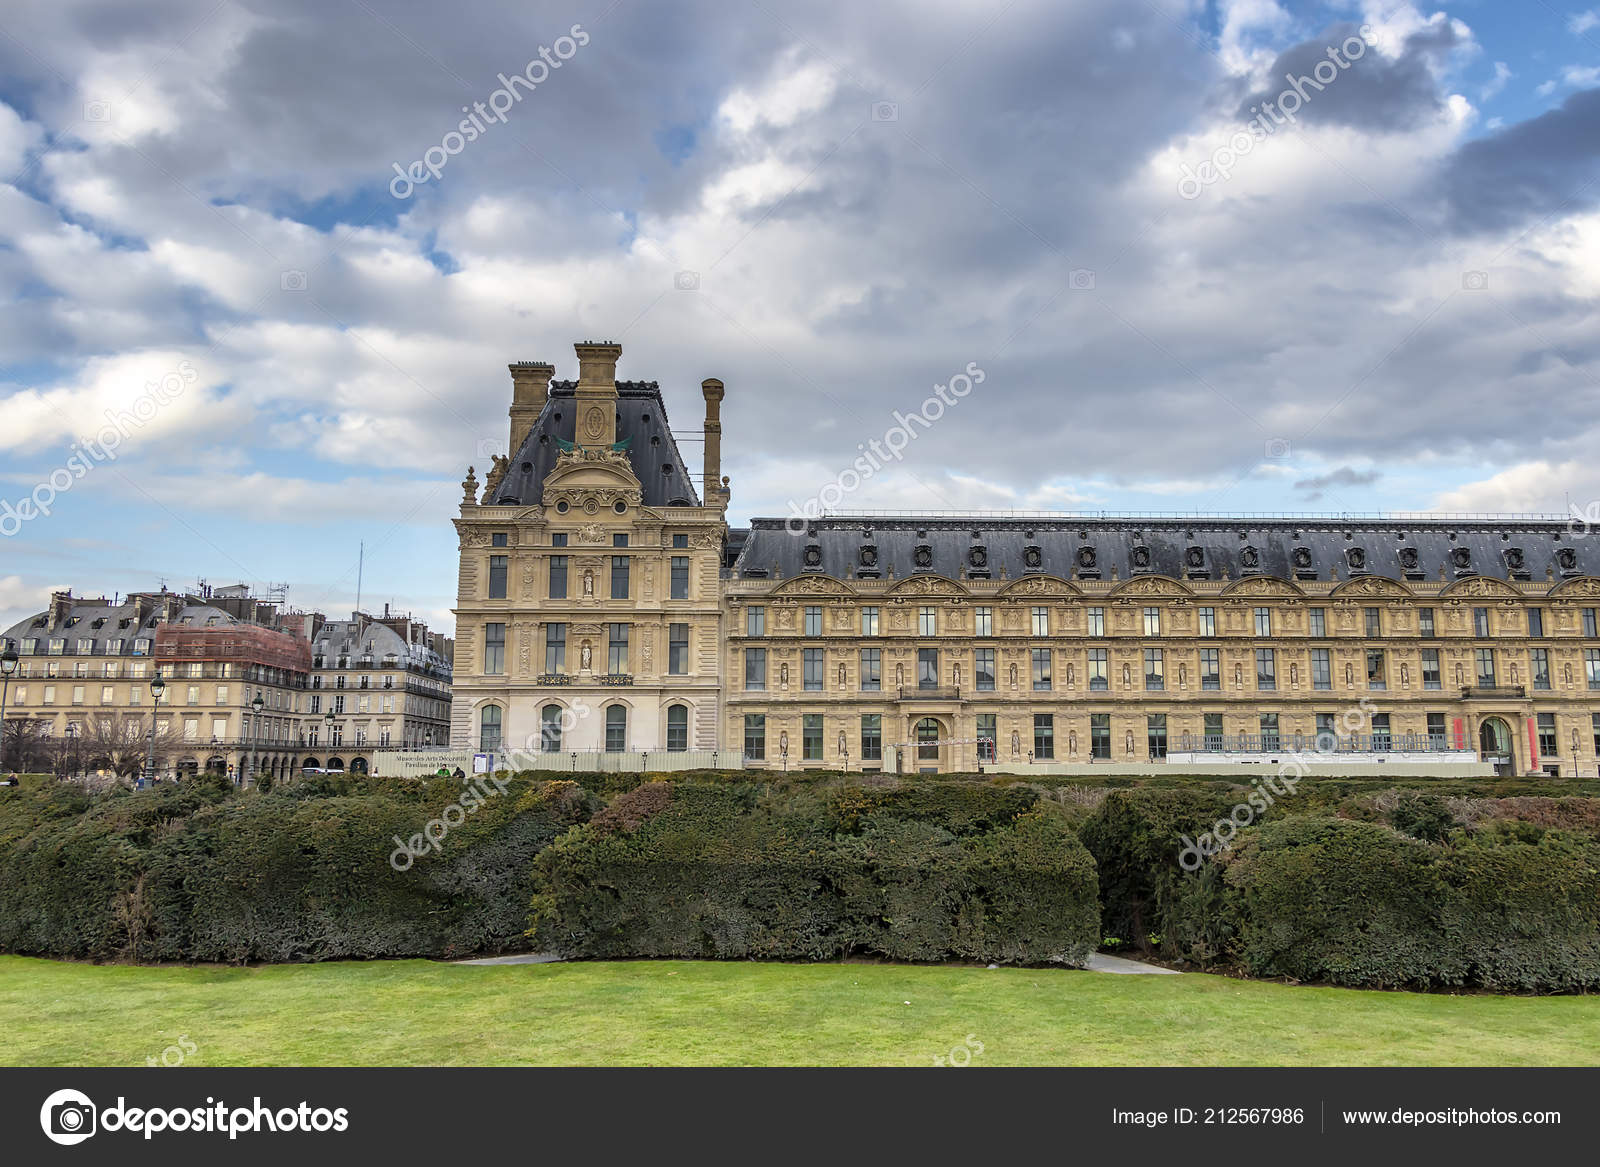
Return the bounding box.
[49,590,73,628]
[701,378,726,507]
[508,361,554,457]
[572,341,621,449]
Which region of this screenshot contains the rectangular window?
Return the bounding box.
[1256,648,1276,691]
[1033,607,1051,636]
[974,648,995,691]
[1254,607,1272,637]
[860,648,881,691]
[975,714,996,762]
[1147,714,1167,759]
[1475,647,1496,687]
[804,647,824,691]
[920,606,938,636]
[488,555,508,599]
[1531,647,1550,690]
[803,714,823,761]
[1364,607,1381,637]
[746,606,765,636]
[101,685,114,704]
[483,623,505,675]
[1586,608,1598,638]
[545,623,566,674]
[861,607,879,637]
[1034,714,1055,759]
[611,556,630,600]
[805,606,823,637]
[1422,648,1441,690]
[861,714,882,762]
[1418,607,1435,638]
[745,647,766,691]
[1088,648,1108,690]
[1031,647,1052,691]
[1144,647,1164,690]
[673,533,688,549]
[613,533,629,548]
[1586,648,1600,690]
[608,623,629,674]
[551,533,568,547]
[1201,712,1222,751]
[1142,607,1160,636]
[1198,607,1216,637]
[1308,608,1326,637]
[1528,608,1545,638]
[743,714,765,761]
[1366,648,1386,690]
[1372,713,1391,751]
[918,648,939,689]
[548,556,568,599]
[1537,712,1557,758]
[1474,607,1490,638]
[1087,607,1105,637]
[1260,712,1280,751]
[671,556,690,600]
[1200,647,1221,690]
[1427,712,1447,750]
[1089,713,1110,759]
[974,607,993,637]
[491,532,508,548]
[1311,647,1331,690]
[76,638,93,655]
[669,624,689,675]
[77,685,89,705]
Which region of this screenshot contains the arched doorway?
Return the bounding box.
[325,757,345,772]
[350,756,369,774]
[1479,717,1514,776]
[301,757,321,772]
[914,718,942,773]
[204,755,225,775]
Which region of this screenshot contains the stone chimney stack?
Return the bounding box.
[701,378,725,507]
[508,361,554,457]
[572,341,621,449]
[49,590,73,628]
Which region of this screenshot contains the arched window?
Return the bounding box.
[480,704,502,750]
[605,705,627,753]
[541,704,563,753]
[916,718,940,761]
[666,704,689,751]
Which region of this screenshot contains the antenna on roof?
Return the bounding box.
[356,541,364,616]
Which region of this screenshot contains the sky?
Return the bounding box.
[1,0,1598,637]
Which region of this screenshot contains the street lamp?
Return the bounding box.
[247,691,264,786]
[144,671,166,784]
[0,646,18,774]
[324,710,336,758]
[64,722,77,779]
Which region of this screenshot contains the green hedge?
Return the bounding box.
[530,780,1100,966]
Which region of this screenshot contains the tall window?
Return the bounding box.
[1204,712,1223,750]
[611,556,630,600]
[861,714,882,761]
[804,648,824,691]
[744,714,766,760]
[479,704,502,750]
[1531,647,1550,690]
[549,556,568,599]
[1088,648,1108,690]
[671,556,690,600]
[1031,647,1052,690]
[1034,714,1055,759]
[1089,714,1110,759]
[488,555,508,599]
[1033,607,1051,636]
[1147,714,1167,759]
[1254,607,1272,636]
[545,623,566,673]
[484,623,505,675]
[919,606,938,636]
[1311,648,1331,690]
[1475,648,1496,686]
[975,713,996,762]
[746,606,765,636]
[666,704,689,751]
[861,607,879,636]
[1428,712,1447,750]
[1142,607,1160,636]
[803,714,823,761]
[1586,648,1600,690]
[1418,607,1434,638]
[669,624,689,674]
[1366,649,1386,690]
[1537,713,1557,758]
[745,647,766,690]
[1198,607,1216,637]
[540,704,562,752]
[1259,712,1280,750]
[1528,608,1545,638]
[974,648,995,691]
[1308,607,1326,637]
[860,648,881,691]
[608,623,629,674]
[605,705,627,752]
[805,606,823,637]
[1200,647,1220,690]
[1256,647,1276,691]
[1473,607,1490,638]
[916,718,939,762]
[1144,647,1164,690]
[1421,648,1441,689]
[974,607,993,637]
[1586,608,1598,638]
[917,648,939,689]
[1087,607,1105,637]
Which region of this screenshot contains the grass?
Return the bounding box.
[2,955,1598,1066]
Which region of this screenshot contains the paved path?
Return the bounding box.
[454,953,564,965]
[1082,953,1181,975]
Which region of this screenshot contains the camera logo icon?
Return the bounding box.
[40,1088,97,1145]
[281,270,308,292]
[1264,437,1292,460]
[674,270,700,291]
[1069,268,1096,290]
[83,101,111,122]
[1462,270,1488,291]
[872,102,898,122]
[475,437,507,459]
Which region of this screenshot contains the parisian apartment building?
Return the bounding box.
[451,340,1600,777]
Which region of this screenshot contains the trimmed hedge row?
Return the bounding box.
[530,781,1101,965]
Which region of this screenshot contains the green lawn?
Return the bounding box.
[2,954,1597,1066]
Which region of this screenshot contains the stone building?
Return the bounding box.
[453,340,1600,777]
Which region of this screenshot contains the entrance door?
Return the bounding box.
[915,718,941,773]
[1479,717,1513,776]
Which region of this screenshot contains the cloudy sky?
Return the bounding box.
[1,0,1598,635]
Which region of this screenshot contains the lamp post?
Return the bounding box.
[0,646,18,774]
[247,691,264,786]
[324,710,335,763]
[144,671,165,784]
[64,722,77,779]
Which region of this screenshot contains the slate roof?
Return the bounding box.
[728,516,1595,583]
[312,617,451,677]
[1,596,241,654]
[487,381,701,508]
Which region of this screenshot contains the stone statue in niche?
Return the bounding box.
[952,664,961,687]
[1400,662,1409,686]
[1509,662,1520,684]
[1345,663,1354,686]
[1565,662,1574,685]
[1066,663,1075,685]
[1178,663,1186,686]
[838,730,846,756]
[838,663,847,688]
[1290,663,1298,685]
[1125,729,1135,756]
[579,641,593,671]
[1010,730,1021,755]
[1068,729,1077,755]
[1455,662,1465,685]
[1122,663,1131,687]
[1234,663,1243,687]
[1009,662,1018,687]
[779,730,788,755]
[896,662,905,687]
[582,568,595,597]
[780,662,789,686]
